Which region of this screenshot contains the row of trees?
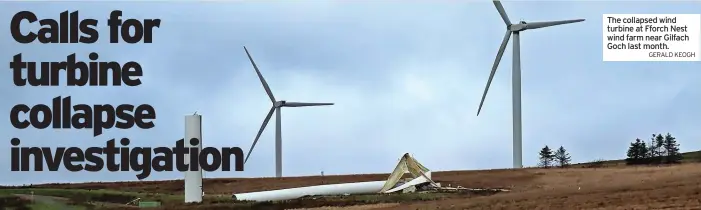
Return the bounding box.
[536,132,688,168]
[538,145,571,168]
[626,133,683,165]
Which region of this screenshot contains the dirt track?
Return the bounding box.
[33,163,701,209]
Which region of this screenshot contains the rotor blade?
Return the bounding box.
[244,106,276,164]
[493,0,511,25]
[477,30,511,116]
[243,46,276,103]
[283,102,335,107]
[525,19,585,30]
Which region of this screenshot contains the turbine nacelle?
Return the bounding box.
[478,0,585,169]
[493,0,584,33]
[509,22,528,32]
[478,0,586,116]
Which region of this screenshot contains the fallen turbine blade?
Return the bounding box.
[283,102,335,107]
[525,19,585,30]
[244,46,276,103]
[244,106,276,164]
[493,0,511,26]
[477,30,511,116]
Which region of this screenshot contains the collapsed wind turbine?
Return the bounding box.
[243,46,334,178]
[476,0,584,169]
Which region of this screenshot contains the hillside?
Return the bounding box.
[572,150,701,167]
[1,151,700,209]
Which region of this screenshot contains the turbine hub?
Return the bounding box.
[509,22,527,32]
[274,100,286,107]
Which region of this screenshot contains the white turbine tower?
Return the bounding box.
[476,0,585,169]
[243,46,334,178]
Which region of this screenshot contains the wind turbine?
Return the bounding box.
[476,0,584,169]
[243,46,334,178]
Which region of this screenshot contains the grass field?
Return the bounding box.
[2,151,700,209]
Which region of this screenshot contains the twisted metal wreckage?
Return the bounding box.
[232,153,440,202]
[180,114,504,204]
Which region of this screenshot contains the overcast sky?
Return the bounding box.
[1,1,700,185]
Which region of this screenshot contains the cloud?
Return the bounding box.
[0,1,700,185]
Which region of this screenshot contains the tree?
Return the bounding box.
[639,140,649,163]
[654,134,666,156]
[553,146,572,167]
[538,145,555,168]
[647,133,665,164]
[626,138,649,165]
[626,138,642,165]
[663,133,682,164]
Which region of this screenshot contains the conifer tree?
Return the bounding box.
[626,139,642,165]
[663,133,682,164]
[539,145,555,168]
[648,133,665,164]
[554,146,572,168]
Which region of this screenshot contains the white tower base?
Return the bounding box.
[184,114,203,203]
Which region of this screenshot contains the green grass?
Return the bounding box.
[0,193,85,210]
[0,194,31,209]
[28,201,86,210]
[682,150,701,160]
[0,188,182,207]
[0,187,460,210]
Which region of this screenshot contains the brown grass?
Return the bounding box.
[290,203,401,210]
[397,164,701,210]
[25,163,701,209]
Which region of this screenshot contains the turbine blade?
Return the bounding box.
[525,19,585,30]
[244,106,276,164]
[477,30,511,116]
[244,46,276,103]
[283,102,335,107]
[493,0,511,25]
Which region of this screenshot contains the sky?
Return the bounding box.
[0,1,700,185]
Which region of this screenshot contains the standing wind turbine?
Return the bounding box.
[243,46,334,178]
[476,0,584,169]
